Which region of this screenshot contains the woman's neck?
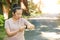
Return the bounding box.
[12,17,19,22]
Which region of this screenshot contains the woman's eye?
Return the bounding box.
[17,13,19,14]
[17,13,22,15]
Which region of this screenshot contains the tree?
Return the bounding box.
[0,1,3,14]
[1,0,29,20]
[19,0,30,16]
[1,0,10,19]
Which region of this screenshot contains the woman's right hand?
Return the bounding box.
[19,26,26,32]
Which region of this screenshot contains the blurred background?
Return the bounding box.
[0,0,60,40]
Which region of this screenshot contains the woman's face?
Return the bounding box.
[13,9,23,19]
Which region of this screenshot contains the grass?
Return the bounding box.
[0,29,6,40]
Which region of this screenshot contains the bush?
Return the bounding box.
[0,14,5,29]
[0,14,6,40]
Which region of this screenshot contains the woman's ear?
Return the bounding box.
[12,12,15,16]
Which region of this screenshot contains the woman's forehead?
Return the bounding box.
[16,9,22,12]
[15,9,22,14]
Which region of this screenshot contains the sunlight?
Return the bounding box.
[32,0,40,4]
[53,26,60,30]
[41,0,60,14]
[40,25,48,27]
[41,32,60,39]
[31,0,60,15]
[4,13,8,19]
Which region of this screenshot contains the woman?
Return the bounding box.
[4,4,35,40]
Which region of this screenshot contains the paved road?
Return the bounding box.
[25,19,60,40]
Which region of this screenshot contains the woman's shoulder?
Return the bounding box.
[21,18,25,20]
[21,18,27,21]
[5,18,12,22]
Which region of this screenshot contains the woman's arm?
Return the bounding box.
[5,28,20,37]
[23,19,35,30]
[5,20,25,37]
[27,23,35,30]
[5,26,26,37]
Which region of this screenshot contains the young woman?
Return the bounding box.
[4,4,35,40]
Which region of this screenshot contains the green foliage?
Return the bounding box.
[28,0,41,17]
[0,14,6,40]
[22,15,30,19]
[0,14,5,28]
[1,0,7,6]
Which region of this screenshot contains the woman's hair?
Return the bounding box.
[12,4,21,13]
[8,4,22,18]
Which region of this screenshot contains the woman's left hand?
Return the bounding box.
[28,24,35,30]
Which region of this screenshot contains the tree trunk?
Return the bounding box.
[2,0,10,19]
[0,1,3,14]
[2,4,9,19]
[19,0,30,16]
